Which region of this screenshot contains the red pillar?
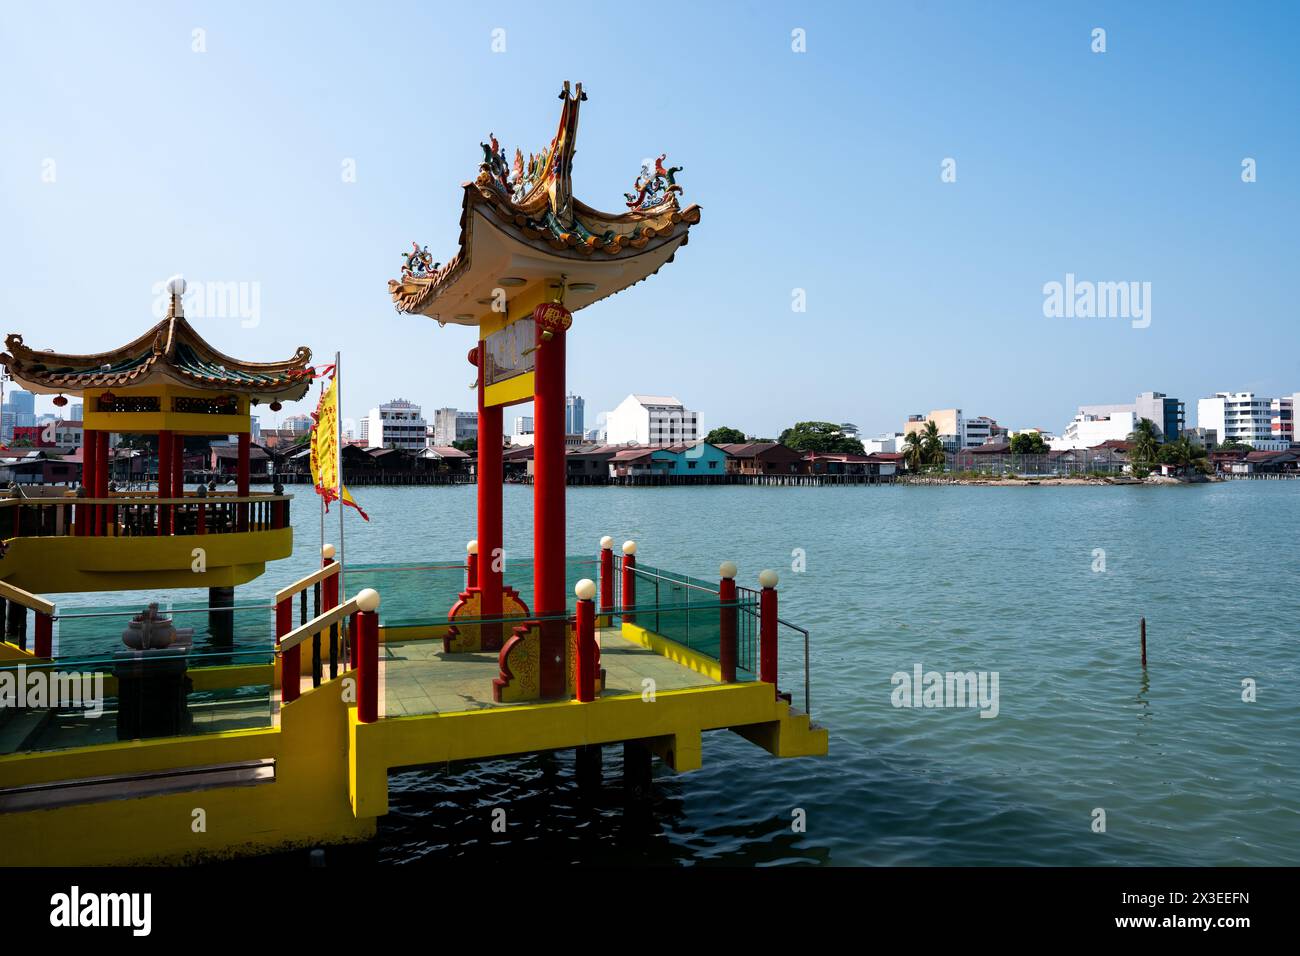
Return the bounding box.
[621,544,637,624]
[157,430,173,536]
[323,558,339,610]
[34,612,53,659]
[172,433,184,524]
[96,430,110,536]
[759,571,779,691]
[277,597,299,704]
[575,585,596,702]
[533,321,566,698]
[719,564,738,682]
[236,432,251,531]
[475,346,504,642]
[598,537,614,616]
[357,607,379,723]
[466,540,479,590]
[80,429,97,536]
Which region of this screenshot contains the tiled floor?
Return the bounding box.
[381,628,716,717]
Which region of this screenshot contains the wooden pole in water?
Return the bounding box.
[1140,616,1147,667]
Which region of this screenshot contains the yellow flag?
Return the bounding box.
[310,372,368,520]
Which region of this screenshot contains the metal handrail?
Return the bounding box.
[0,492,292,507]
[51,604,276,621]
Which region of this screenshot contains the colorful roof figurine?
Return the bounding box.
[388,81,702,323]
[1,281,314,403]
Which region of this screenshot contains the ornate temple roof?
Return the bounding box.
[389,81,702,323]
[1,311,314,401]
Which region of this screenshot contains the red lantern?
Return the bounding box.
[53,395,68,407]
[533,302,572,336]
[101,391,116,406]
[270,400,282,412]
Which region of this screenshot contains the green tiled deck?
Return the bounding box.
[380,628,715,716]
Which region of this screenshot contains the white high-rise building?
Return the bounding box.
[1058,405,1138,449]
[604,394,699,446]
[367,399,428,450]
[1197,392,1288,450]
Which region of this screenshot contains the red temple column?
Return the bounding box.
[621,541,637,624]
[475,345,504,642]
[172,433,185,530]
[466,539,479,589]
[356,588,381,723]
[157,430,173,535]
[80,429,97,536]
[277,595,298,704]
[533,320,566,698]
[237,431,251,531]
[96,430,110,536]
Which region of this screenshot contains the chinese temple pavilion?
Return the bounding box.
[0,279,312,601]
[389,81,701,700]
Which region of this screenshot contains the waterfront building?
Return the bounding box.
[604,393,700,446]
[565,393,584,436]
[839,422,860,439]
[513,415,534,436]
[366,399,427,450]
[1197,391,1288,450]
[1269,395,1294,444]
[283,413,314,434]
[861,433,902,454]
[901,409,1001,451]
[1058,406,1137,449]
[664,440,729,476]
[717,441,803,475]
[432,406,477,446]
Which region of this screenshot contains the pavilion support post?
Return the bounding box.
[172,433,184,529]
[475,345,504,646]
[157,430,173,536]
[622,739,652,799]
[209,586,235,645]
[533,320,566,698]
[575,744,603,791]
[96,430,110,536]
[575,582,596,702]
[5,601,26,651]
[236,432,251,532]
[82,428,98,537]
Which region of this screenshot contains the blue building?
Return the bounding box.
[664,441,729,476]
[565,393,584,436]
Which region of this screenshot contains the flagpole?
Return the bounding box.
[336,350,344,601]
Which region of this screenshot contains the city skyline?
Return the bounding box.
[2,4,1297,441]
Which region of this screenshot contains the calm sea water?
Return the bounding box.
[76,481,1300,866]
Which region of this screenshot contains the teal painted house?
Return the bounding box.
[664,441,730,477]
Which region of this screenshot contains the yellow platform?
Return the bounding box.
[0,622,826,865]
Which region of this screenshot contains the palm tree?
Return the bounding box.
[902,430,925,472]
[921,421,946,468]
[1128,418,1160,467]
[1158,435,1209,476]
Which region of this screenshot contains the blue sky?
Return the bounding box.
[2,1,1296,439]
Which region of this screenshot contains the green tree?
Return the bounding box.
[1128,417,1161,466]
[1215,439,1252,452]
[778,421,865,454]
[902,430,925,472]
[1008,432,1048,455]
[1157,436,1210,475]
[453,437,477,453]
[920,420,946,467]
[704,426,747,445]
